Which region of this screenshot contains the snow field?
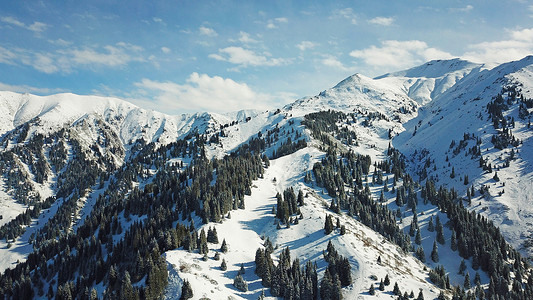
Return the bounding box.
[166,147,442,299]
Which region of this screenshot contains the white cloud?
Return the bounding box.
[0,46,18,65]
[153,17,163,23]
[266,17,288,29]
[331,8,357,25]
[450,5,474,12]
[33,53,59,73]
[350,40,453,69]
[0,42,146,74]
[0,82,65,94]
[209,46,288,68]
[1,16,24,27]
[321,55,356,72]
[199,26,217,37]
[134,73,273,113]
[27,21,48,32]
[1,16,49,32]
[48,38,72,46]
[238,31,259,44]
[462,28,533,63]
[368,17,394,26]
[68,44,144,67]
[161,47,171,53]
[296,41,318,51]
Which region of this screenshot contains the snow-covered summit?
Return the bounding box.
[0,91,221,145]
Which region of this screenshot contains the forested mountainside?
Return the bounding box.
[0,56,532,299]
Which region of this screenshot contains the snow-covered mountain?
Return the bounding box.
[0,91,225,146]
[0,56,532,300]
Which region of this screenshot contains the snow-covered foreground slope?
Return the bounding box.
[165,147,441,299]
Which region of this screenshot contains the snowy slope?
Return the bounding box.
[394,55,533,256]
[166,147,442,300]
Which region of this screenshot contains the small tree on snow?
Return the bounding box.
[233,274,248,292]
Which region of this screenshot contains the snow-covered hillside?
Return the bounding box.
[394,55,533,257]
[1,56,533,300]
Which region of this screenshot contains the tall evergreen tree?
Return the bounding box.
[324,214,334,235]
[431,240,439,263]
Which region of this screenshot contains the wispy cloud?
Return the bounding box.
[199,26,218,37]
[296,41,318,51]
[209,46,288,68]
[0,42,146,74]
[266,17,288,29]
[1,16,49,32]
[331,8,357,25]
[48,38,72,46]
[449,5,474,13]
[238,32,259,44]
[350,40,453,70]
[368,17,394,26]
[321,54,357,72]
[0,81,66,94]
[0,46,18,65]
[161,47,171,53]
[133,73,273,113]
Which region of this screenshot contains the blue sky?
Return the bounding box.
[0,1,532,114]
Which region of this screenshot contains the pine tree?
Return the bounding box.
[427,216,435,232]
[384,274,390,286]
[324,214,334,235]
[320,268,334,299]
[464,272,471,289]
[431,240,439,263]
[436,216,445,245]
[450,231,457,251]
[220,239,228,253]
[474,272,481,285]
[379,279,385,291]
[340,225,346,235]
[233,274,248,292]
[298,190,304,206]
[393,282,400,295]
[459,259,467,275]
[369,284,375,295]
[221,259,227,271]
[199,229,209,254]
[180,280,193,300]
[417,289,424,300]
[415,229,422,245]
[207,226,219,243]
[415,246,425,263]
